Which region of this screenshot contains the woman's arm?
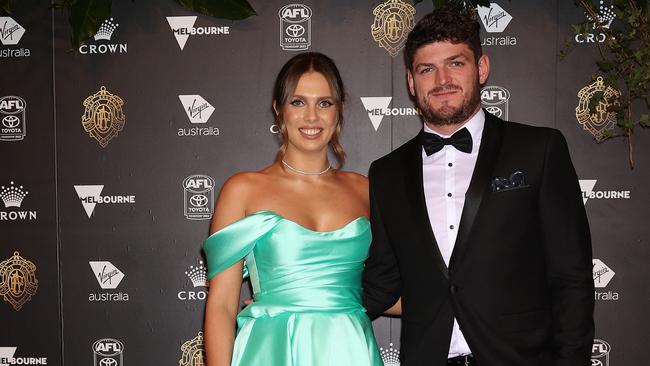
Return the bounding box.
[203,174,250,366]
[204,262,244,366]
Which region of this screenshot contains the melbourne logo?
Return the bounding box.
[74,185,136,218]
[481,85,510,120]
[591,339,611,366]
[360,97,418,131]
[0,96,26,141]
[82,86,126,148]
[179,332,205,366]
[89,261,129,302]
[166,16,230,51]
[183,175,215,220]
[1,181,36,221]
[575,1,615,43]
[380,343,400,366]
[579,179,630,205]
[79,17,127,54]
[93,338,124,366]
[0,251,38,311]
[178,95,219,137]
[371,0,416,57]
[592,259,618,301]
[0,347,47,365]
[278,4,312,51]
[576,77,620,141]
[178,260,208,301]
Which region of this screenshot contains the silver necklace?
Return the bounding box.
[282,159,331,176]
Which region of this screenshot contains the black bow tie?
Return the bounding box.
[421,127,473,156]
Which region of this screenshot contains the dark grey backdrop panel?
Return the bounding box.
[555,2,650,364]
[0,1,60,365]
[2,1,648,365]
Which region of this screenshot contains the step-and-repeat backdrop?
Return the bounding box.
[2,0,648,365]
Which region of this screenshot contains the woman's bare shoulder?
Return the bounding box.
[221,166,278,195]
[336,170,368,185]
[211,169,276,232]
[334,170,368,195]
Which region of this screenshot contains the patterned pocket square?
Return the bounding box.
[491,170,529,192]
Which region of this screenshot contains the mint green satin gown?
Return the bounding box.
[203,210,383,366]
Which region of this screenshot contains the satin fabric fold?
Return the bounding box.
[203,211,383,366]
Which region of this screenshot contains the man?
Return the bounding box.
[363,7,594,366]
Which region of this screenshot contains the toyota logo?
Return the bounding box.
[2,115,20,128]
[99,358,118,366]
[190,194,208,207]
[485,106,502,118]
[286,24,305,37]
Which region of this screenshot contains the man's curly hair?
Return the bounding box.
[404,7,482,70]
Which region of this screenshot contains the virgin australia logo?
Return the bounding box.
[477,3,512,33]
[592,259,618,301]
[179,95,215,123]
[177,95,219,137]
[89,261,129,302]
[0,17,26,45]
[89,261,125,289]
[477,3,517,47]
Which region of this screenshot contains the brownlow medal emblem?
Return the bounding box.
[0,251,38,311]
[82,86,125,147]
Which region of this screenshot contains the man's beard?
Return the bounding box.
[417,79,481,126]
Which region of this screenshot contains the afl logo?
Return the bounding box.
[591,339,611,366]
[0,96,26,141]
[481,85,510,120]
[183,175,215,220]
[92,338,124,366]
[278,4,312,51]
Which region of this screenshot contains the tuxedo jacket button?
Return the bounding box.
[450,284,457,294]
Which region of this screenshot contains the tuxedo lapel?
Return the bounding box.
[449,113,504,269]
[402,134,449,278]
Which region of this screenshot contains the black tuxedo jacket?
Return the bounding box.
[363,112,594,366]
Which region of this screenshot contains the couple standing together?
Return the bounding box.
[203,8,595,366]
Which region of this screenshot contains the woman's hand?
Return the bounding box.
[383,297,402,316]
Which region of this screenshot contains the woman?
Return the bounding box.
[203,52,383,365]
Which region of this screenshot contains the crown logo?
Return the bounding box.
[1,181,28,208]
[589,1,615,29]
[185,261,208,288]
[380,342,400,366]
[94,18,119,41]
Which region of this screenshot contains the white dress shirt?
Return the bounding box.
[422,109,485,358]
